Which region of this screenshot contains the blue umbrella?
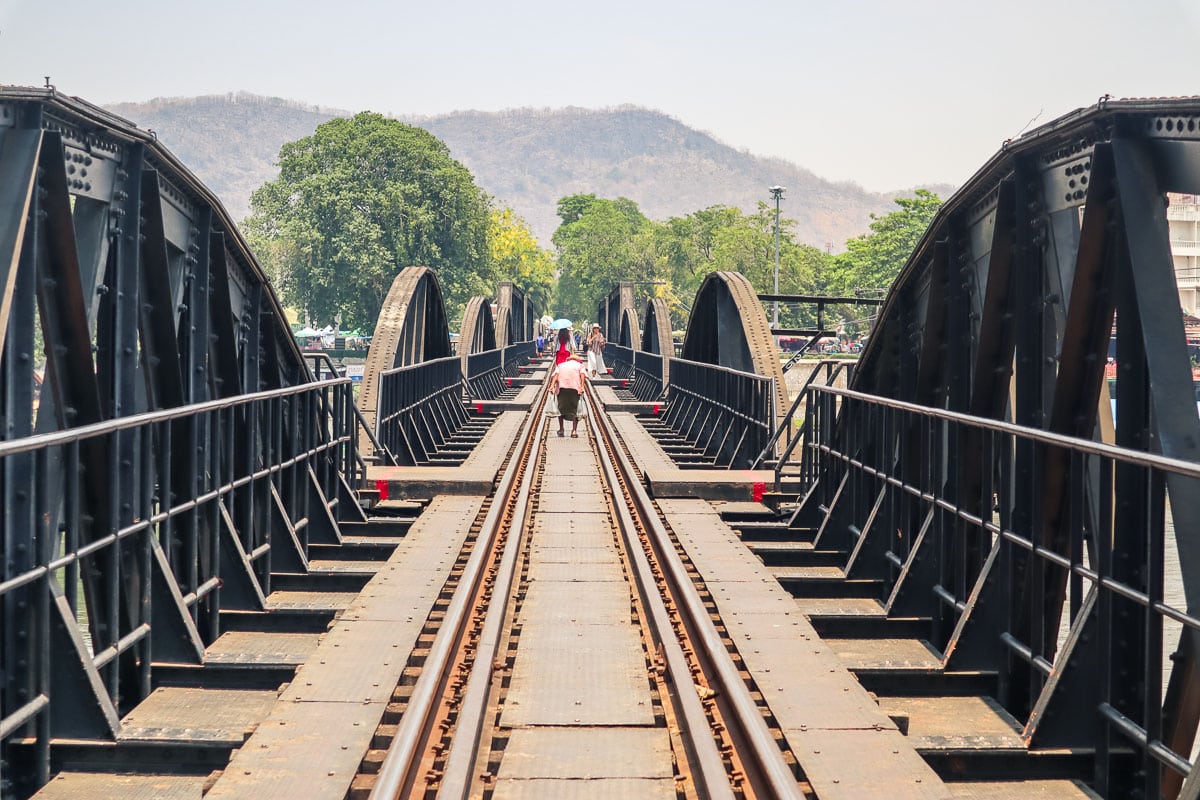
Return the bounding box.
[549,318,573,330]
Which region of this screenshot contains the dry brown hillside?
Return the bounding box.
[106,94,953,249]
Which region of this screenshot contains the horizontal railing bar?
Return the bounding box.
[0,696,49,740]
[0,378,348,457]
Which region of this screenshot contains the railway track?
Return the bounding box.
[350,376,811,799]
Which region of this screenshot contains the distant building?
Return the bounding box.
[1171,194,1200,315]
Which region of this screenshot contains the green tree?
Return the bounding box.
[551,194,658,320]
[656,204,829,328]
[244,112,493,330]
[489,208,555,314]
[826,189,942,296]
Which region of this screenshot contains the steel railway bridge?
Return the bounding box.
[3,87,1200,799]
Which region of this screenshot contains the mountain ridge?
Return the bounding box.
[105,93,954,249]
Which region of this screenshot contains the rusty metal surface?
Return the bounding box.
[519,580,632,627]
[500,624,654,727]
[492,778,677,800]
[208,496,485,799]
[535,493,609,514]
[525,557,626,584]
[32,772,207,799]
[536,474,605,494]
[529,545,618,564]
[680,270,790,432]
[656,493,947,796]
[204,631,321,666]
[118,687,280,745]
[498,727,672,779]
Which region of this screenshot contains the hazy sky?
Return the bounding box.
[2,1,1197,192]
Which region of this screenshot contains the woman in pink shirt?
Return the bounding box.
[551,354,587,437]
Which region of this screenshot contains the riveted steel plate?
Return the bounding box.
[492,778,677,800]
[465,411,527,472]
[655,498,719,516]
[529,545,616,564]
[206,699,386,799]
[793,597,886,618]
[32,772,208,799]
[789,728,945,800]
[532,514,612,537]
[265,591,358,612]
[536,493,608,514]
[118,687,280,745]
[529,528,615,550]
[501,624,653,727]
[280,619,421,703]
[205,631,321,666]
[498,727,672,779]
[536,474,605,494]
[526,557,626,584]
[875,696,1025,750]
[518,581,632,627]
[304,559,386,574]
[827,637,942,670]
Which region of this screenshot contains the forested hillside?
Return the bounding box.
[107,94,953,248]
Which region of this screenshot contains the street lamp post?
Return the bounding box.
[769,186,785,329]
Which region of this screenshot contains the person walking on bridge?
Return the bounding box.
[554,326,574,365]
[550,350,587,438]
[587,323,606,377]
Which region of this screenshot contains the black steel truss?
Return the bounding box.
[0,88,364,795]
[797,97,1200,797]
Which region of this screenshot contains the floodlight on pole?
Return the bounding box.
[769,186,785,329]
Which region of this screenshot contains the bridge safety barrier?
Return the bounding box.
[464,348,504,400]
[376,356,470,466]
[0,378,360,785]
[798,382,1200,795]
[661,358,774,470]
[605,344,665,402]
[502,341,536,378]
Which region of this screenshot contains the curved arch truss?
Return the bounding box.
[681,270,788,417]
[358,266,452,451]
[458,295,498,374]
[640,297,673,356]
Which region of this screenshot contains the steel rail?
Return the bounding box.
[583,383,737,799]
[367,375,544,800]
[586,383,807,799]
[436,385,549,798]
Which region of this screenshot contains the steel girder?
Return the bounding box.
[802,97,1200,796]
[0,88,357,794]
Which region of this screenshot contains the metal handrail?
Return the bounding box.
[749,358,854,475]
[799,381,1200,786]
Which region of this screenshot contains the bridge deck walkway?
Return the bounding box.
[29,382,1099,799]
